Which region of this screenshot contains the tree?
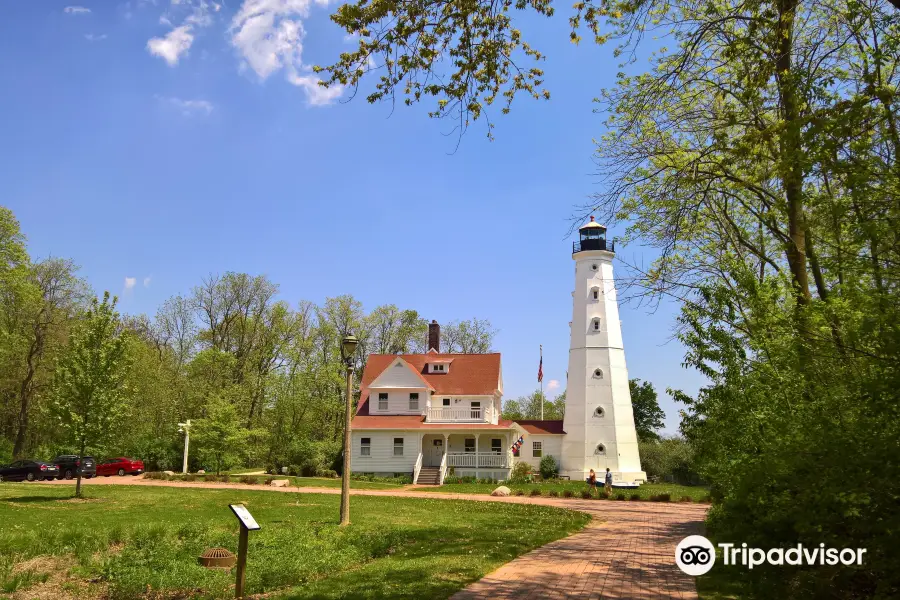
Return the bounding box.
[442,318,497,353]
[192,396,250,475]
[628,379,664,442]
[51,292,129,497]
[502,390,565,420]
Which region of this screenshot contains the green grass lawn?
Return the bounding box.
[0,483,589,599]
[420,480,710,501]
[144,473,405,490]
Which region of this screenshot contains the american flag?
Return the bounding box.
[537,345,543,383]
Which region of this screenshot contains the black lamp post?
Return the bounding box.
[339,334,358,526]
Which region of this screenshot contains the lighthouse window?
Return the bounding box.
[593,289,599,300]
[591,263,599,271]
[594,406,605,417]
[592,318,601,331]
[593,368,604,379]
[595,444,606,455]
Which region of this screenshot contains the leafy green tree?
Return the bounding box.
[51,292,129,497]
[628,379,664,442]
[442,318,497,353]
[502,390,565,420]
[192,396,249,475]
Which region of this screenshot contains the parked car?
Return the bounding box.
[50,455,96,480]
[96,457,144,477]
[0,460,60,482]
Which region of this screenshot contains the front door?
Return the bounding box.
[426,439,444,467]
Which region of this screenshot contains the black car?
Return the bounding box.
[0,460,60,482]
[50,455,96,480]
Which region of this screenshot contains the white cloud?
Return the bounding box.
[230,0,342,105]
[124,277,137,291]
[84,33,107,41]
[147,1,218,66]
[546,379,561,392]
[147,25,194,66]
[64,6,91,14]
[143,276,152,288]
[156,95,214,116]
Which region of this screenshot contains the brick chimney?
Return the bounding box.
[428,320,440,352]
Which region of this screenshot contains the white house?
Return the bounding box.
[351,217,645,484]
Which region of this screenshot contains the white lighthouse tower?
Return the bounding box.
[561,217,646,482]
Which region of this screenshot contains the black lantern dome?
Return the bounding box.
[573,216,614,254]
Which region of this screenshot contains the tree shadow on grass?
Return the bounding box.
[3,495,101,504]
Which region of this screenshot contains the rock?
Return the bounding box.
[491,486,511,497]
[163,471,175,476]
[197,469,206,475]
[270,479,291,488]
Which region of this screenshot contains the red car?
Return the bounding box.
[96,457,144,477]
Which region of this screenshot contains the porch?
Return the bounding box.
[415,432,515,485]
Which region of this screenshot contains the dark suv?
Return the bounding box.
[50,455,96,480]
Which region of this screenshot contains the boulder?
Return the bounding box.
[197,469,206,475]
[491,486,511,497]
[270,479,291,488]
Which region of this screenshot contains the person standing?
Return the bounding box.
[605,468,613,495]
[588,469,597,492]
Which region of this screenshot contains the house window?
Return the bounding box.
[464,439,475,453]
[443,398,451,407]
[393,438,404,456]
[360,438,371,456]
[378,393,388,410]
[533,441,542,458]
[491,439,502,454]
[409,393,419,410]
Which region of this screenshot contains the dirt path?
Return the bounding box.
[40,476,707,599]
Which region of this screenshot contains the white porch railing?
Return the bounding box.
[439,452,448,485]
[426,407,488,423]
[446,452,510,468]
[413,452,423,484]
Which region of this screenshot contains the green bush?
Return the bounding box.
[538,455,559,480]
[581,490,593,499]
[649,493,671,502]
[630,493,641,501]
[529,489,542,497]
[319,469,338,479]
[615,493,626,501]
[509,462,532,483]
[680,496,693,503]
[514,490,525,496]
[548,490,560,497]
[563,490,574,498]
[240,476,260,485]
[639,437,702,485]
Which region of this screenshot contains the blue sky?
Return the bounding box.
[0,1,705,433]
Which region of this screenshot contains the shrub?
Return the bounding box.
[638,437,703,486]
[563,490,574,498]
[548,490,560,497]
[514,490,525,496]
[630,493,641,501]
[183,473,196,482]
[319,469,338,479]
[650,493,671,502]
[702,494,713,504]
[581,490,593,499]
[529,489,542,497]
[509,462,532,483]
[240,475,260,485]
[538,455,559,480]
[615,493,626,501]
[680,496,694,503]
[599,491,610,500]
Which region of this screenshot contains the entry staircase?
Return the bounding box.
[415,466,441,485]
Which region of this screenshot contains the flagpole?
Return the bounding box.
[540,345,543,421]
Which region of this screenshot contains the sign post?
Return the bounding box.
[229,504,260,598]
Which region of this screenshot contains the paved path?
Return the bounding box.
[40,477,707,599]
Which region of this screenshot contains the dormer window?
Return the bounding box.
[428,361,451,374]
[378,393,388,410]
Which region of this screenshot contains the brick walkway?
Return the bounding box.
[42,477,707,599]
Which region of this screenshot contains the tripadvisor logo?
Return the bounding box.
[675,536,867,576]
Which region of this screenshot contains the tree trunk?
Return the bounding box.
[75,438,86,499]
[12,333,43,458]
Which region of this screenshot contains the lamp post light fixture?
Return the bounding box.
[177,419,192,474]
[339,334,358,526]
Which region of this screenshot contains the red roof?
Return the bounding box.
[515,420,566,435]
[351,415,518,430]
[356,353,502,417]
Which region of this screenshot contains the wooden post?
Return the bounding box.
[235,523,248,598]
